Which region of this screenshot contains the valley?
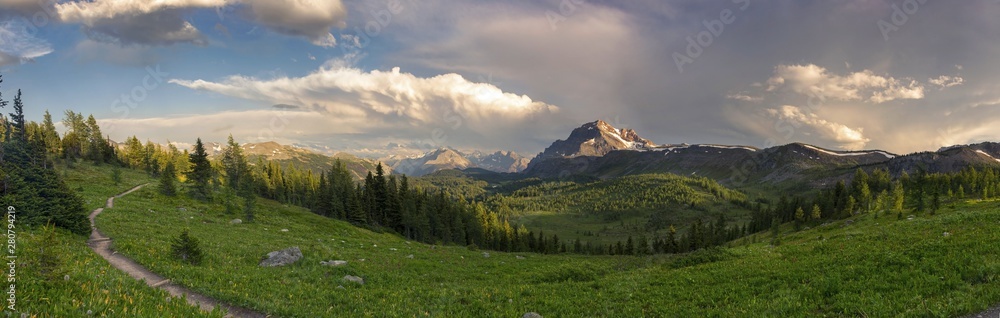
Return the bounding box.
[2,2,999,313]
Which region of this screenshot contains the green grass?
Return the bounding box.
[488,174,753,245]
[10,162,219,317]
[58,161,154,211]
[59,162,1000,317]
[13,225,223,317]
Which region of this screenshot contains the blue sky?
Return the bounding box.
[2,0,1000,158]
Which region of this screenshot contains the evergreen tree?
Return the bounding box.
[186,138,213,200]
[810,204,822,220]
[40,110,60,156]
[220,135,247,188]
[171,229,204,265]
[159,161,178,196]
[636,235,649,255]
[8,90,25,140]
[624,236,634,255]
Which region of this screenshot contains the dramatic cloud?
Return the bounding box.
[168,59,560,152]
[240,0,346,47]
[765,64,925,104]
[767,105,870,150]
[50,0,345,46]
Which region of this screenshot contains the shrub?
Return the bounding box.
[171,229,204,265]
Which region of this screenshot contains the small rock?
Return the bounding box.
[64,274,70,281]
[178,207,187,212]
[148,209,155,213]
[343,275,365,285]
[87,310,93,315]
[230,219,242,224]
[516,255,526,260]
[389,248,397,251]
[336,285,345,289]
[406,254,414,259]
[320,260,348,267]
[943,232,951,237]
[281,229,289,232]
[373,244,378,247]
[522,312,543,318]
[907,215,915,220]
[483,252,490,258]
[259,247,303,267]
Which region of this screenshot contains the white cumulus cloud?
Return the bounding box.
[766,64,925,104]
[167,60,561,152]
[767,105,870,150]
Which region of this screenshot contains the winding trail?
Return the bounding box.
[968,305,1000,318]
[87,184,267,318]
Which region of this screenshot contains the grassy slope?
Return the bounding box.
[65,163,1000,317]
[493,174,752,245]
[15,162,220,317]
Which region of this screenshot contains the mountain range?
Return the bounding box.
[186,120,1000,186]
[203,141,387,181]
[381,148,530,176]
[523,120,1000,189]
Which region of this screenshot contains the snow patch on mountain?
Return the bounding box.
[975,150,1000,163]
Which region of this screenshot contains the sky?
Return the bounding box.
[1,0,999,158]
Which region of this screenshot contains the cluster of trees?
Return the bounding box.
[747,166,1000,236]
[0,76,89,234]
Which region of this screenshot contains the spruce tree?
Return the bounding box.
[171,229,204,265]
[186,138,213,200]
[159,161,178,196]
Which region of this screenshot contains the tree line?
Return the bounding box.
[0,76,90,235]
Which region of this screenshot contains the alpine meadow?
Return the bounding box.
[3,1,1000,317]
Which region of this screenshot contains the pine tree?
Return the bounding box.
[85,115,106,163]
[171,229,204,265]
[41,110,60,156]
[186,138,213,200]
[220,135,247,188]
[636,235,649,255]
[810,204,822,220]
[159,161,178,196]
[624,236,634,255]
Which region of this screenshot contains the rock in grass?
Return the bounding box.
[483,252,490,258]
[230,219,242,225]
[406,254,414,259]
[320,260,348,267]
[259,247,302,267]
[522,312,542,318]
[343,275,365,285]
[516,256,526,260]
